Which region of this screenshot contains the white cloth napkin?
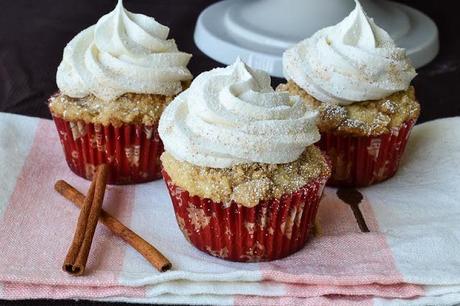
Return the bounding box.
[0,112,459,305]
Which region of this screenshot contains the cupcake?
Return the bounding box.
[279,1,419,187]
[49,0,192,184]
[159,59,331,262]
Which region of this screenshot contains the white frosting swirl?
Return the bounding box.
[159,59,320,168]
[283,0,416,105]
[57,0,192,101]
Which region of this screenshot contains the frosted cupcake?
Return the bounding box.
[49,0,192,184]
[279,1,420,187]
[159,59,330,262]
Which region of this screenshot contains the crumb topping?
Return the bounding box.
[49,81,191,126]
[277,81,420,136]
[49,92,172,127]
[161,146,330,207]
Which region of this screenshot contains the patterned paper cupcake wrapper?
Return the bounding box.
[52,116,163,185]
[317,119,416,187]
[162,171,328,262]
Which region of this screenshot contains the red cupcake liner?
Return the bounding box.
[317,119,416,187]
[52,116,163,185]
[162,170,329,262]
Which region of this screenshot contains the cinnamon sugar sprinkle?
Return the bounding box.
[161,145,330,208]
[277,81,420,136]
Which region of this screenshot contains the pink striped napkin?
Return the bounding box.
[1,112,459,305]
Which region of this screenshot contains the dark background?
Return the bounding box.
[0,0,459,305]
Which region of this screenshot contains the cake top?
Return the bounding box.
[279,81,420,136]
[158,58,320,169]
[56,0,192,101]
[283,0,416,106]
[161,146,330,207]
[48,92,174,126]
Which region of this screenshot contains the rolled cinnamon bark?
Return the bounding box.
[62,164,109,275]
[55,180,172,272]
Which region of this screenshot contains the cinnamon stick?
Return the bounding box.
[62,164,109,275]
[55,180,172,272]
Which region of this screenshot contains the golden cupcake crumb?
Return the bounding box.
[49,81,191,126]
[277,81,420,136]
[161,146,330,207]
[49,92,172,127]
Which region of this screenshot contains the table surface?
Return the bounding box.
[1,0,459,305]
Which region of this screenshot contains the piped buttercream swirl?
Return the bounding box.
[57,0,192,101]
[283,0,416,105]
[159,59,320,168]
